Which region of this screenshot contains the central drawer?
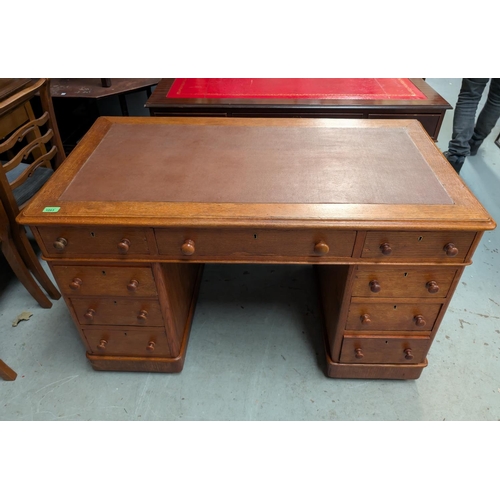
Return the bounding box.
[155,228,356,260]
[71,298,164,327]
[51,265,157,297]
[346,302,442,331]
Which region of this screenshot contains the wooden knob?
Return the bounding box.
[426,280,440,294]
[444,243,458,257]
[53,237,68,250]
[380,242,392,255]
[369,280,381,293]
[84,308,95,320]
[69,277,82,290]
[117,238,131,253]
[137,309,148,322]
[146,341,156,352]
[414,314,426,327]
[127,279,139,292]
[404,348,414,360]
[355,348,364,359]
[360,313,371,325]
[314,241,330,255]
[97,339,107,350]
[181,239,195,256]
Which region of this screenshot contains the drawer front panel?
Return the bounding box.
[38,226,150,256]
[352,266,457,298]
[71,298,164,327]
[346,303,442,331]
[361,231,475,262]
[340,335,431,364]
[51,265,157,297]
[84,328,172,357]
[155,228,356,259]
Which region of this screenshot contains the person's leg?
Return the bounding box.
[448,78,489,156]
[445,78,489,172]
[470,78,500,155]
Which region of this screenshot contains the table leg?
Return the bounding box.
[0,359,17,381]
[118,94,129,116]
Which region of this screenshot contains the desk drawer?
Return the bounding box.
[84,328,172,357]
[346,303,442,331]
[38,226,150,257]
[51,265,157,297]
[155,228,356,260]
[71,298,164,327]
[361,231,475,262]
[352,266,458,298]
[340,335,431,364]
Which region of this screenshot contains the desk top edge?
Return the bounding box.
[17,116,495,231]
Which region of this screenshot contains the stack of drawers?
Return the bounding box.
[341,265,457,364]
[321,230,479,379]
[51,264,173,358]
[36,226,201,372]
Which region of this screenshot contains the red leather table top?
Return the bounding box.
[167,79,427,100]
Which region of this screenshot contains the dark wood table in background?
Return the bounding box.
[146,78,451,140]
[50,78,160,155]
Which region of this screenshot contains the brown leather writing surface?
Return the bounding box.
[60,123,453,205]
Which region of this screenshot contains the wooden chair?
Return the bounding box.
[0,198,57,307]
[0,78,65,206]
[0,78,64,307]
[0,359,17,381]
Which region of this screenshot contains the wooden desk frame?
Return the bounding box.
[18,117,495,380]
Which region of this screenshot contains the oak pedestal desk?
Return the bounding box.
[18,117,496,379]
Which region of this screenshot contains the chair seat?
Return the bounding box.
[6,163,53,206]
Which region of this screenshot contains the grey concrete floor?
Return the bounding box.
[1,78,499,421]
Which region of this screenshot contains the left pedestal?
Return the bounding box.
[49,260,203,373]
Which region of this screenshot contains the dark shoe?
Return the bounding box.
[469,137,483,156]
[443,151,465,174]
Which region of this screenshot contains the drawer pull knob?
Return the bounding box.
[369,280,381,293]
[69,278,83,290]
[117,238,131,254]
[146,341,156,352]
[127,279,139,292]
[360,313,371,325]
[314,241,330,255]
[444,243,459,257]
[181,239,196,256]
[380,242,392,255]
[426,280,440,294]
[97,339,107,350]
[404,348,414,360]
[84,308,95,320]
[355,348,364,359]
[414,314,426,327]
[53,237,68,250]
[137,309,148,322]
